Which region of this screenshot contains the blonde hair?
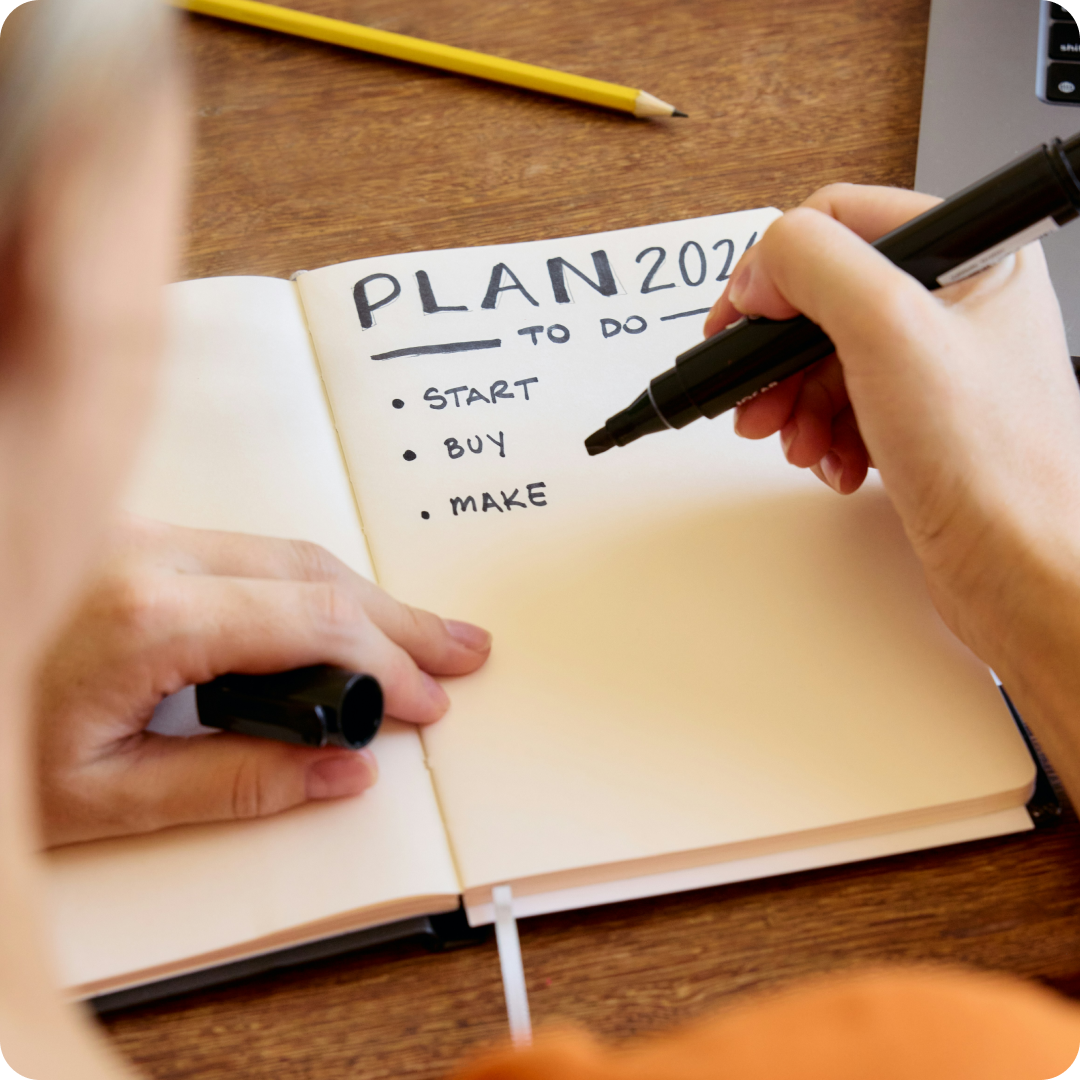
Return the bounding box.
[0,0,173,229]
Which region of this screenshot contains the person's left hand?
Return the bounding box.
[34,515,492,847]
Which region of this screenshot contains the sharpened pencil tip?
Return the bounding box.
[672,109,688,117]
[585,427,615,456]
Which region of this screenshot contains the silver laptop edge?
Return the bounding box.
[916,0,1080,350]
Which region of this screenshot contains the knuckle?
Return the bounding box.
[398,602,434,644]
[109,515,179,569]
[872,278,930,334]
[287,538,345,582]
[98,570,172,639]
[813,182,857,205]
[229,756,276,820]
[117,513,161,545]
[307,581,369,647]
[385,598,452,658]
[755,213,804,266]
[383,649,424,702]
[772,206,818,242]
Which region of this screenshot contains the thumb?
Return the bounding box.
[102,733,378,833]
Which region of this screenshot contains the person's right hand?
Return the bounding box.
[704,184,1080,675]
[702,184,1080,810]
[35,516,492,847]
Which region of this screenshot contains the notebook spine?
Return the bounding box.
[998,686,1063,829]
[89,903,487,1014]
[425,905,491,950]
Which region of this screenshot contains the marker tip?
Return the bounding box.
[585,427,615,456]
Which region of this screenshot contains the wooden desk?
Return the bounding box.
[101,1,1080,1076]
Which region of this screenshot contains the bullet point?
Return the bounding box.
[403,450,417,461]
[392,398,405,409]
[421,511,430,520]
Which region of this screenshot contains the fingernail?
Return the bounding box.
[444,619,492,652]
[780,420,798,459]
[306,749,377,801]
[733,406,745,437]
[726,261,754,311]
[820,451,843,492]
[423,671,450,710]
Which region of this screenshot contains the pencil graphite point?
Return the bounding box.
[585,427,615,456]
[633,91,685,119]
[672,110,688,117]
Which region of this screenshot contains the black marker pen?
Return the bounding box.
[197,665,383,750]
[585,132,1080,455]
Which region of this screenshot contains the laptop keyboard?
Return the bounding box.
[1044,2,1080,103]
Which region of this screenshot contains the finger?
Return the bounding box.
[812,405,871,495]
[705,228,777,336]
[783,355,851,468]
[707,186,941,339]
[726,206,937,366]
[111,573,466,724]
[734,371,805,440]
[359,592,492,675]
[115,523,492,673]
[122,518,366,582]
[799,184,941,242]
[93,733,378,835]
[703,288,750,338]
[704,240,792,330]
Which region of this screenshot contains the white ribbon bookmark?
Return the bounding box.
[492,884,532,1047]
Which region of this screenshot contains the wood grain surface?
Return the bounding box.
[97,1,1080,1078]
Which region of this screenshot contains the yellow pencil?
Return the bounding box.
[171,0,687,118]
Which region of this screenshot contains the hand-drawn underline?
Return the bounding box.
[369,312,710,359]
[659,307,712,322]
[371,339,502,361]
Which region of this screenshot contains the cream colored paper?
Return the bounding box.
[298,210,1035,896]
[46,276,460,995]
[126,276,373,575]
[464,805,1032,925]
[48,721,460,996]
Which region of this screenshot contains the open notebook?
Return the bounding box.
[44,208,1037,1002]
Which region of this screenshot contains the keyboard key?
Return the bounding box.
[1052,20,1080,58]
[1048,62,1080,100]
[1051,3,1076,21]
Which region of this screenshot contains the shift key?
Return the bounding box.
[1051,21,1080,60]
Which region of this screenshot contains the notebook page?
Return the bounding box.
[126,276,373,573]
[47,719,459,994]
[297,212,1035,897]
[44,277,460,993]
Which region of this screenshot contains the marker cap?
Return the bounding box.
[196,665,383,750]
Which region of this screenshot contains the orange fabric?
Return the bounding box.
[452,968,1080,1080]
